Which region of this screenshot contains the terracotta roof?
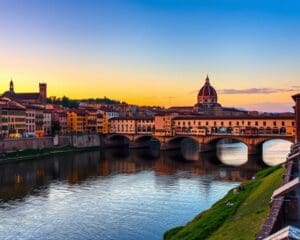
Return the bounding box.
[2,91,40,100]
[0,102,26,110]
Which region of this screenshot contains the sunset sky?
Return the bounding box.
[0,0,300,112]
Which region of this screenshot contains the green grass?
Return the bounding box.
[164,165,283,240]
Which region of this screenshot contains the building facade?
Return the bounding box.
[173,115,295,136]
[2,80,47,104]
[0,99,26,138]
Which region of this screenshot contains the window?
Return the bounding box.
[273,121,277,127]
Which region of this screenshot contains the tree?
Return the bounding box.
[51,121,61,135]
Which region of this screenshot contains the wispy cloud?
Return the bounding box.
[218,86,300,95]
[235,102,294,112]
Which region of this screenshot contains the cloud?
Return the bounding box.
[235,102,294,112]
[218,86,300,95]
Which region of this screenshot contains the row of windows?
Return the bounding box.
[1,110,25,115]
[4,118,26,122]
[175,120,294,127]
[26,119,35,123]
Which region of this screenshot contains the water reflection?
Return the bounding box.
[0,148,266,205]
[215,139,291,167]
[263,140,292,166]
[217,142,248,166]
[0,140,291,240]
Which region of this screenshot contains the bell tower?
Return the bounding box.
[9,79,14,93]
[39,83,47,102]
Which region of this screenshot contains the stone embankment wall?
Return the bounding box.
[0,137,53,152]
[0,134,101,153]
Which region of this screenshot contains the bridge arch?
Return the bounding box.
[167,135,199,145]
[134,135,160,143]
[105,134,131,147]
[204,136,248,146]
[133,135,161,149]
[166,136,200,151]
[255,136,294,146]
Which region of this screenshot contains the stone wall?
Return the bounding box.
[71,134,100,148]
[0,134,101,153]
[0,137,54,152]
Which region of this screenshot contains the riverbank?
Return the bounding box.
[0,145,101,164]
[164,165,284,240]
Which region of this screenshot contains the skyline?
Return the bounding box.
[1,0,300,111]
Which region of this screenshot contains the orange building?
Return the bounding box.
[154,113,178,137]
[67,109,87,133]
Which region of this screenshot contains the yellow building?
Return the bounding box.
[172,115,295,136]
[102,112,110,134]
[109,117,154,134]
[96,114,103,134]
[0,99,26,138]
[109,117,136,134]
[67,110,87,133]
[86,110,97,133]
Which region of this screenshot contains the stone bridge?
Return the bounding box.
[103,133,295,155]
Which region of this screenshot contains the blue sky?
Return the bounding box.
[0,0,300,111]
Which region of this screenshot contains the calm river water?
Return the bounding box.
[0,140,291,240]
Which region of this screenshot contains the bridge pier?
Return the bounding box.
[248,144,263,155]
[129,141,149,149]
[160,142,178,150]
[199,143,216,153]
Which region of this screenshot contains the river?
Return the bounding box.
[0,140,291,240]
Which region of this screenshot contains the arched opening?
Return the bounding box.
[272,127,279,135]
[106,134,130,148]
[210,137,248,166]
[262,139,293,166]
[167,136,199,160]
[258,127,265,135]
[266,127,272,135]
[280,127,286,135]
[134,135,161,150]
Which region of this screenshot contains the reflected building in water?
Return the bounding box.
[0,146,272,204]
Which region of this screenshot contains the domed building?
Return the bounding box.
[194,75,222,115]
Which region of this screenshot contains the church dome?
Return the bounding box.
[197,75,218,104]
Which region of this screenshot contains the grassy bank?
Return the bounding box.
[164,165,283,240]
[0,145,101,163]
